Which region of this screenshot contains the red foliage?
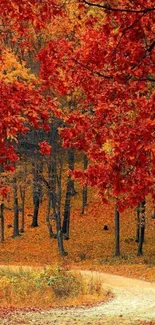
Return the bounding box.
[57,0,155,211]
[39,141,52,155]
[0,0,155,210]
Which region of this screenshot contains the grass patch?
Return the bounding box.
[0,267,112,308]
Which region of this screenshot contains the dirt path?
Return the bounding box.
[0,267,155,324]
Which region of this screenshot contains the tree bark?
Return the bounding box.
[19,171,26,233]
[62,175,72,239]
[20,190,25,233]
[137,199,146,256]
[56,212,68,256]
[68,148,77,196]
[31,190,40,227]
[13,177,20,237]
[46,191,55,238]
[0,203,4,242]
[50,126,57,211]
[31,162,42,227]
[115,205,120,256]
[81,154,88,215]
[135,204,140,242]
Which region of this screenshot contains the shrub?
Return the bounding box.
[0,267,112,307]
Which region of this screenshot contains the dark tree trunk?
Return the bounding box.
[31,162,42,228]
[57,154,63,217]
[62,175,72,239]
[31,191,39,227]
[62,148,77,238]
[135,204,140,242]
[20,193,25,233]
[68,148,77,196]
[115,205,120,256]
[49,163,57,211]
[46,191,55,238]
[19,184,26,233]
[81,154,88,215]
[37,162,43,204]
[50,126,57,211]
[13,177,20,237]
[56,212,68,256]
[45,124,59,238]
[0,203,4,242]
[137,199,146,256]
[47,122,67,254]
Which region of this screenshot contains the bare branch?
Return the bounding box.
[82,0,155,13]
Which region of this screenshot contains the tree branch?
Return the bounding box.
[72,58,112,79]
[82,0,155,13]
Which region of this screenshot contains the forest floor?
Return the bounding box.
[0,268,154,324]
[1,183,155,324]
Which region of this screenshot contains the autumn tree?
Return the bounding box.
[0,0,155,257]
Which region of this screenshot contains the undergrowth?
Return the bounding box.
[0,267,111,308]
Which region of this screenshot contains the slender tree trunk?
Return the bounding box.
[68,148,77,196]
[31,162,42,227]
[115,205,120,256]
[135,204,140,242]
[45,124,59,238]
[31,190,39,227]
[48,123,67,254]
[38,162,43,204]
[0,203,4,242]
[20,191,25,232]
[57,155,63,216]
[13,177,20,237]
[56,212,68,256]
[19,179,26,233]
[81,154,88,215]
[62,175,72,239]
[137,200,146,256]
[50,126,57,211]
[46,191,55,238]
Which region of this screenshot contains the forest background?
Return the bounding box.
[0,0,155,300]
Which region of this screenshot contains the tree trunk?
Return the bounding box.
[48,123,67,254]
[46,191,55,238]
[13,177,20,237]
[19,184,26,233]
[31,162,42,228]
[115,205,120,256]
[137,200,146,256]
[37,162,43,204]
[0,203,4,242]
[50,126,57,211]
[135,204,140,242]
[68,148,77,196]
[56,212,68,256]
[45,124,60,238]
[81,154,88,215]
[20,193,25,232]
[31,191,39,227]
[62,175,72,239]
[57,154,63,217]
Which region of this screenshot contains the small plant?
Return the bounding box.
[0,267,112,307]
[47,274,80,298]
[43,266,81,298]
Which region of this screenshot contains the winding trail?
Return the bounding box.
[0,267,155,324]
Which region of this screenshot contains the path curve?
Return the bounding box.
[0,266,155,324]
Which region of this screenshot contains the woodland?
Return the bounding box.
[0,0,155,323]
